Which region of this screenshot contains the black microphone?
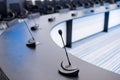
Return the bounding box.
[58,30,62,36]
[30,14,39,31]
[58,30,71,66]
[24,19,36,48]
[58,29,79,77]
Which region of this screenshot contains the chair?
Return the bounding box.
[25,1,40,13]
[54,0,71,12]
[0,0,15,21]
[35,1,45,14]
[69,0,82,10]
[9,3,28,19]
[43,1,55,14]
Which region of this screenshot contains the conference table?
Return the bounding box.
[0,4,120,80]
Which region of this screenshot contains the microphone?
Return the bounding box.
[58,29,79,77]
[30,14,39,31]
[24,19,36,48]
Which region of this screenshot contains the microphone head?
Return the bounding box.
[58,30,62,36]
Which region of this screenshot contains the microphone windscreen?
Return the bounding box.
[58,30,62,35]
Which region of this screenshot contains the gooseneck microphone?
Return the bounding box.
[24,19,36,48]
[30,14,39,31]
[58,30,71,66]
[58,29,79,77]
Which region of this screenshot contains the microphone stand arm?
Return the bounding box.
[24,19,34,40]
[60,35,71,66]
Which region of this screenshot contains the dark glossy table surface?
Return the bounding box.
[0,5,120,80]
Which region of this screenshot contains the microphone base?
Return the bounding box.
[26,39,36,49]
[31,25,39,31]
[58,61,79,77]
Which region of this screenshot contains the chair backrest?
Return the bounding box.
[0,0,7,17]
[9,3,21,16]
[24,1,33,11]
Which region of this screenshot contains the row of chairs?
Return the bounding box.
[24,0,119,15]
[0,0,120,22]
[0,0,28,22]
